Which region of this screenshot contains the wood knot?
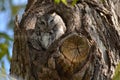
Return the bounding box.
[55,33,90,76]
[60,33,90,63]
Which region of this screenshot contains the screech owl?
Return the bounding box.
[30,13,66,50]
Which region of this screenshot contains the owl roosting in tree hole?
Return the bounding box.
[30,13,66,50]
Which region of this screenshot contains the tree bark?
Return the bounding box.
[10,0,120,80]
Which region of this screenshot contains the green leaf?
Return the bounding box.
[54,0,60,4]
[11,5,20,16]
[113,63,120,80]
[0,32,12,61]
[61,0,67,5]
[72,0,78,6]
[0,43,8,60]
[54,0,67,5]
[0,32,13,41]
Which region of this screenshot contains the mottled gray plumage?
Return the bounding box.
[30,13,66,50]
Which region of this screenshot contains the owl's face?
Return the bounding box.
[35,14,56,33]
[32,13,66,49]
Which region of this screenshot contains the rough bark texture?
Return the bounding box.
[10,0,120,80]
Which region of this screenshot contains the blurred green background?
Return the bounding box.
[0,0,27,75]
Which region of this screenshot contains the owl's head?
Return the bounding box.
[35,13,56,33]
[31,13,66,50]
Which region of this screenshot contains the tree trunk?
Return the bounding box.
[10,0,120,80]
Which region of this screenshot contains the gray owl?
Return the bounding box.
[30,13,66,50]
